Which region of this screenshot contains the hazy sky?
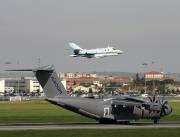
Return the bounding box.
[0,0,180,74]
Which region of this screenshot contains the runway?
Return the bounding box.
[0,122,180,130]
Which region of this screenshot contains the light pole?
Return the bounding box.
[38,55,41,67]
[152,62,155,95]
[16,61,21,95]
[142,63,148,93]
[5,62,11,88]
[38,55,41,92]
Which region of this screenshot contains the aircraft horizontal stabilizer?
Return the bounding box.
[6,65,55,72]
[69,55,78,57]
[6,69,32,71]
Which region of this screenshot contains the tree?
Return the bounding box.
[105,81,119,93]
[98,88,104,94]
[133,73,143,86]
[89,88,93,93]
[73,80,76,85]
[157,85,165,94]
[176,89,180,94]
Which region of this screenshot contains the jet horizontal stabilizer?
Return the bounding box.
[6,65,55,72]
[6,69,32,71]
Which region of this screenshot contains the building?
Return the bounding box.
[73,85,96,93]
[102,76,132,85]
[0,79,5,92]
[145,71,174,81]
[68,76,100,84]
[1,77,66,93]
[4,87,14,92]
[145,71,163,80]
[59,72,97,79]
[5,77,43,93]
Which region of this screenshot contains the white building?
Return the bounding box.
[4,87,14,92]
[0,77,67,93]
[0,79,5,92]
[4,77,43,93]
[145,71,163,79]
[73,86,96,93]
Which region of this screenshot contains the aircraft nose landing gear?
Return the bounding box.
[153,119,159,124]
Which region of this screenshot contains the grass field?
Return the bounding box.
[1,129,180,137]
[0,100,180,123]
[0,100,94,123]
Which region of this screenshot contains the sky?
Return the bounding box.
[0,0,180,74]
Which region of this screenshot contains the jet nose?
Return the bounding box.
[118,50,123,54]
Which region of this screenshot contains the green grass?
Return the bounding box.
[1,129,180,137]
[0,101,180,123]
[0,101,94,123]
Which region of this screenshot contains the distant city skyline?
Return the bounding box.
[0,1,180,73]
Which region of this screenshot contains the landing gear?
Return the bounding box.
[124,121,130,124]
[99,119,117,124]
[153,119,159,124]
[118,121,130,124]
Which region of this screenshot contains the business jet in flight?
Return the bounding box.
[69,43,123,58]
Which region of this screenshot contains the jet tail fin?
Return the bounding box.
[7,65,68,98]
[69,43,83,51]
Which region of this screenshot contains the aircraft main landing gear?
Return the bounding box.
[99,119,117,124]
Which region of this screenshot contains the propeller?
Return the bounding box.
[148,95,156,103]
[148,96,168,117]
[159,98,168,117]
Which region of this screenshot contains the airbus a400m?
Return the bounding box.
[8,65,172,124]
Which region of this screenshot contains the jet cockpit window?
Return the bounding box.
[113,48,116,50]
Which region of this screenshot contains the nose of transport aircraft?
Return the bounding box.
[158,98,172,117]
[148,97,172,117]
[164,103,172,116]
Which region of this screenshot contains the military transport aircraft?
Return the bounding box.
[8,65,172,124]
[69,43,123,58]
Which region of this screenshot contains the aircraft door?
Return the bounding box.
[104,107,109,117]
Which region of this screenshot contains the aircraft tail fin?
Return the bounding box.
[7,65,68,98]
[69,43,83,51]
[32,65,68,98]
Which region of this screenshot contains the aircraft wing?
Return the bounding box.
[111,100,142,107]
[111,99,162,111]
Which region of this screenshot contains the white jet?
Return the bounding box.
[69,43,123,58]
